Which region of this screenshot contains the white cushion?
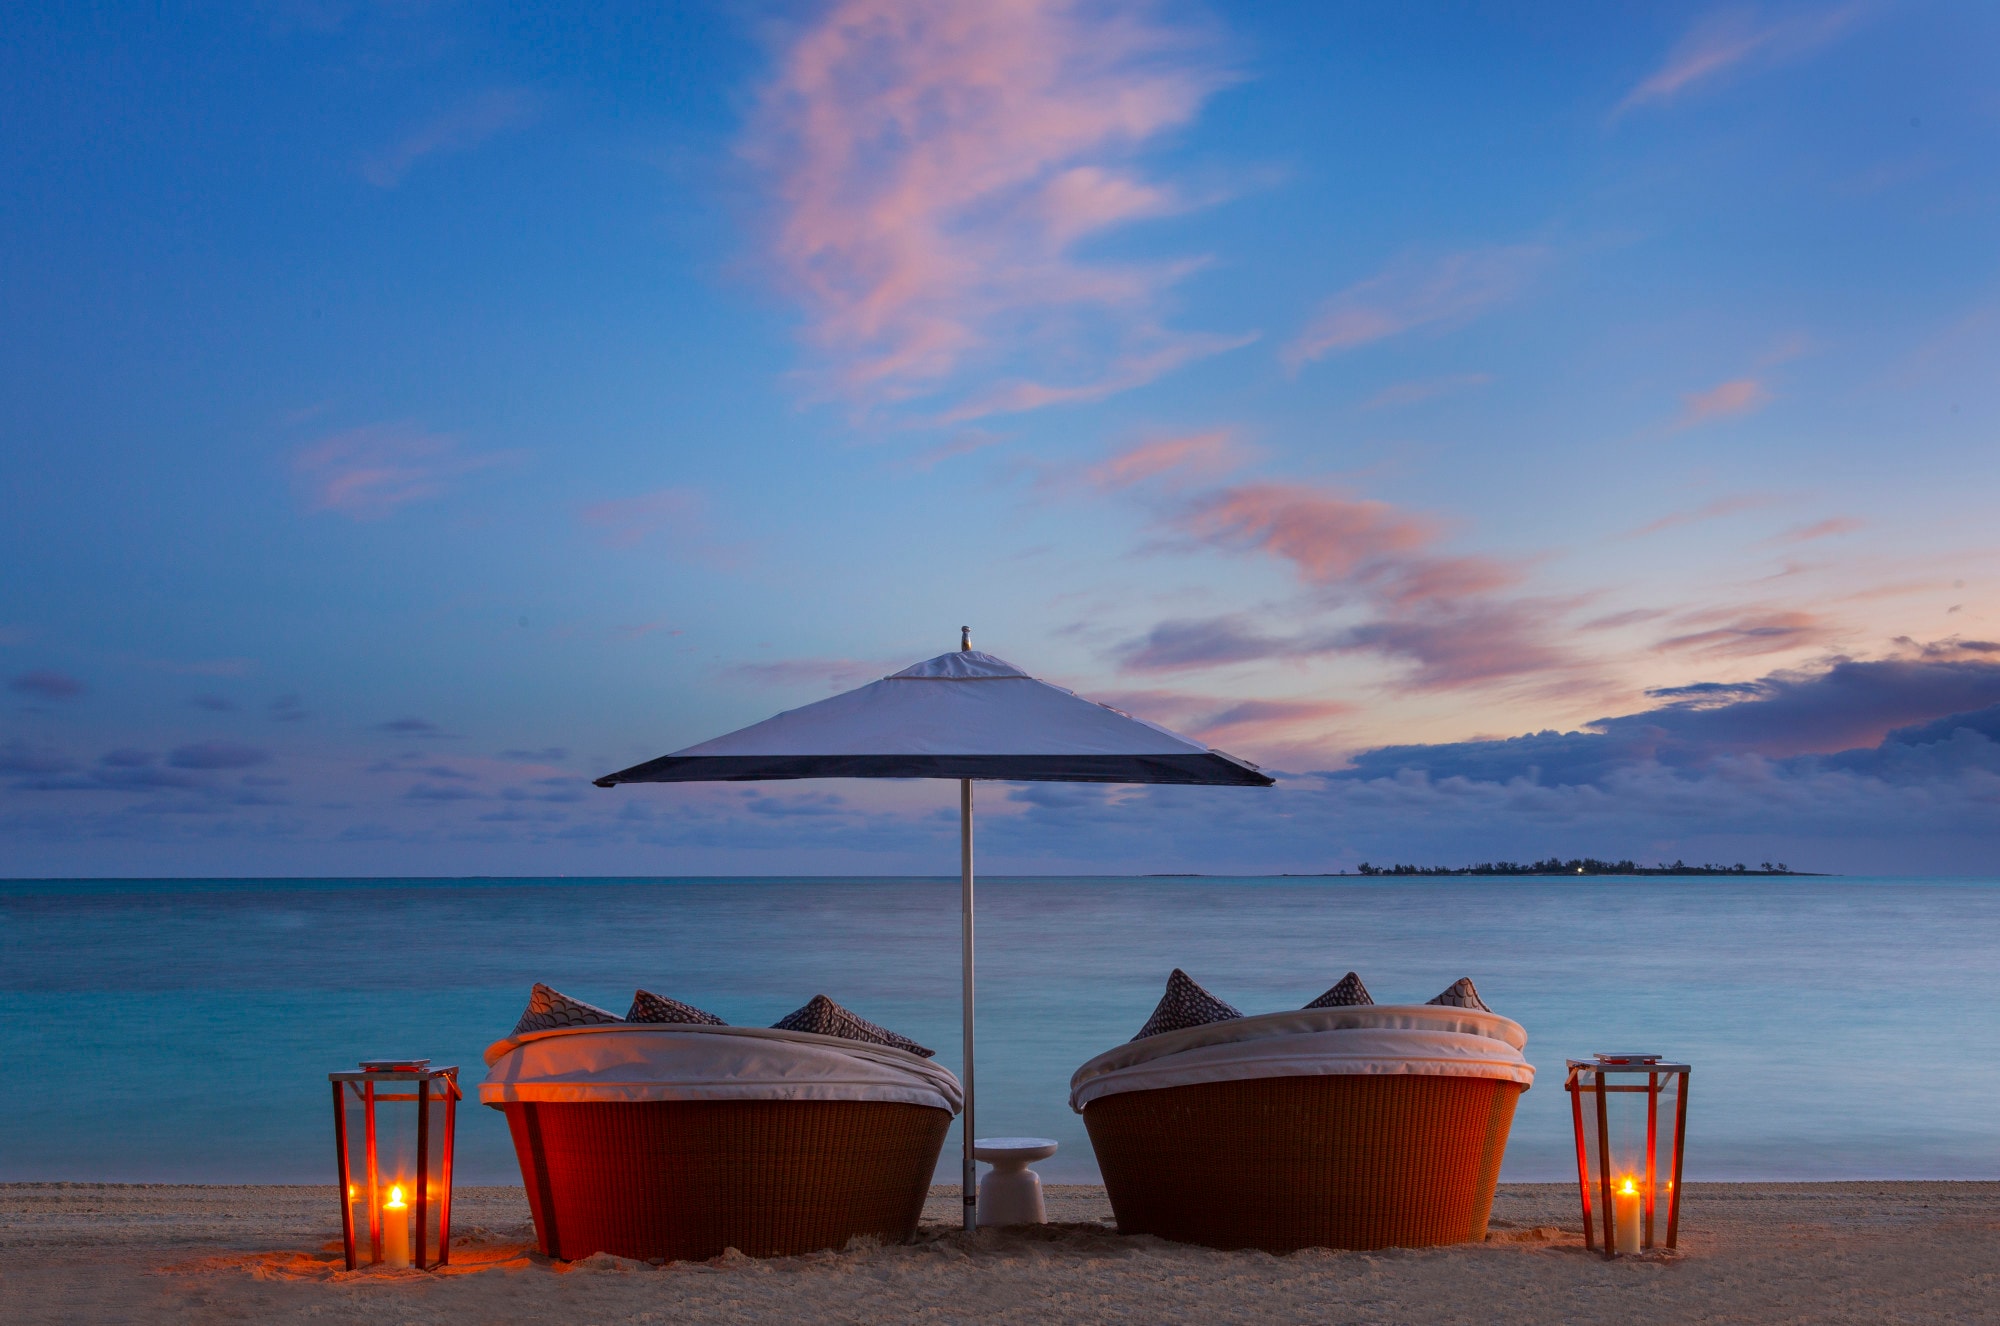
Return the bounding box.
[480,1024,963,1114]
[1070,1005,1533,1111]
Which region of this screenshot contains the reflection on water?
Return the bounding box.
[2,876,1995,1183]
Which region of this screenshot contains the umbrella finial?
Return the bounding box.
[960,625,971,652]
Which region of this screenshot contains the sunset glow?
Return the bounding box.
[2,2,1995,875]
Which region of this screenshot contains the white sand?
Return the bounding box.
[3,1181,1996,1323]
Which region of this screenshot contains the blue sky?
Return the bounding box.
[3,1,1997,876]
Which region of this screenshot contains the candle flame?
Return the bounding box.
[386,1185,407,1210]
[1616,1176,1639,1197]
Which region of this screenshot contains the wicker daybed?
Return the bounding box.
[481,1024,961,1262]
[1071,1004,1533,1252]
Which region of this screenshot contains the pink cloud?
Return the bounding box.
[578,488,703,549]
[1038,165,1177,246]
[1115,617,1291,673]
[1283,247,1544,368]
[1105,477,1570,692]
[1096,688,1354,762]
[1835,578,1949,606]
[1582,608,1670,632]
[1626,493,1777,538]
[744,0,1241,415]
[1194,697,1353,744]
[1677,378,1771,428]
[361,89,538,188]
[1616,7,1862,115]
[1769,516,1863,546]
[1331,599,1572,691]
[292,424,513,520]
[1655,609,1833,658]
[1180,484,1441,585]
[1366,553,1523,611]
[1085,430,1246,491]
[935,330,1257,424]
[1097,689,1352,740]
[1113,596,1574,694]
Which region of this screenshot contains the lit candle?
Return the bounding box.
[1612,1176,1643,1255]
[382,1185,412,1268]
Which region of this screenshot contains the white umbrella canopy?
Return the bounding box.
[594,634,1273,1228]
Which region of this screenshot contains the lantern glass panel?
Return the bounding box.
[1568,1057,1688,1256]
[333,1065,457,1270]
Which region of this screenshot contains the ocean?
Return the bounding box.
[3,876,1995,1185]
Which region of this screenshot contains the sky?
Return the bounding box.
[3,0,1997,876]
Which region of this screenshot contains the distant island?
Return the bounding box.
[1351,857,1812,876]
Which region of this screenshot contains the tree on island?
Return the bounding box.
[1351,857,1801,877]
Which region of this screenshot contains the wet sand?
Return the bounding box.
[2,1181,1996,1323]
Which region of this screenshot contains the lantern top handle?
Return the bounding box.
[1565,1055,1690,1074]
[330,1063,461,1084]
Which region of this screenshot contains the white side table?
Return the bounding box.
[972,1137,1058,1227]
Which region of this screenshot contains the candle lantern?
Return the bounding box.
[1564,1053,1689,1258]
[329,1059,460,1270]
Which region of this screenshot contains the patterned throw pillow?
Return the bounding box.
[1426,977,1491,1011]
[1131,968,1244,1041]
[511,983,624,1037]
[1304,971,1374,1008]
[627,989,728,1026]
[771,994,935,1058]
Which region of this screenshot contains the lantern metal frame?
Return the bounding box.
[329,1059,460,1270]
[1564,1053,1689,1259]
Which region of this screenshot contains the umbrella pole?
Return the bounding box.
[960,777,977,1232]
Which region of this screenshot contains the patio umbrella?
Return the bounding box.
[593,631,1273,1228]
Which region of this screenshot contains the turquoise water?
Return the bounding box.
[2,876,1996,1185]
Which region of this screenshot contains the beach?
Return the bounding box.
[4,1182,1995,1323]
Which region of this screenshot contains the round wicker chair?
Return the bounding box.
[482,1025,960,1262]
[1072,1006,1532,1252]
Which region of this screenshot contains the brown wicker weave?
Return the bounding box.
[502,1098,951,1262]
[1083,1073,1522,1252]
